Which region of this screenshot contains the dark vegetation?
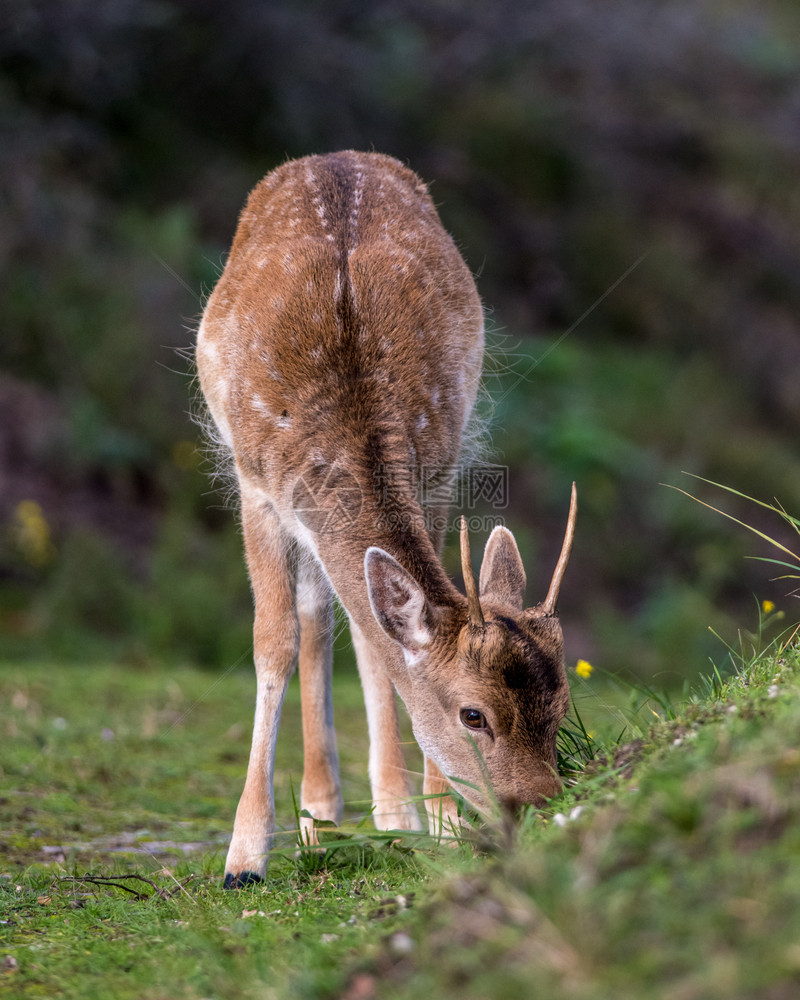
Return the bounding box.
[1,0,799,677]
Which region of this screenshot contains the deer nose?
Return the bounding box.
[539,771,564,801]
[501,773,562,815]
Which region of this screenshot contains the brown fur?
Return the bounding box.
[196,151,572,886]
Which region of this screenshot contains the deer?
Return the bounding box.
[195,150,577,887]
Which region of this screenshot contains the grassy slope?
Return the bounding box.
[1,643,799,999]
[372,640,800,1000]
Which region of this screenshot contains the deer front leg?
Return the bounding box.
[419,504,461,840]
[423,756,462,840]
[349,619,422,832]
[297,558,343,845]
[224,494,299,888]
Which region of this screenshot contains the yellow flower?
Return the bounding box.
[575,659,594,679]
[14,500,55,566]
[762,600,776,615]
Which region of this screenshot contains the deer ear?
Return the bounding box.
[364,548,433,662]
[479,526,526,612]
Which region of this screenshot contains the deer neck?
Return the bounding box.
[308,439,460,611]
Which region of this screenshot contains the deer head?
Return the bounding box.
[364,483,577,813]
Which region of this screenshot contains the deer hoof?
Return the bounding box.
[223,870,263,889]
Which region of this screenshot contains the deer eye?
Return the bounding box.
[460,708,488,730]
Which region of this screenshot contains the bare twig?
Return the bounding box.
[58,872,195,901]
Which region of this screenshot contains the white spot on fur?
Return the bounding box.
[197,334,219,365]
[251,394,271,415]
[415,413,429,432]
[276,412,291,429]
[349,170,365,246]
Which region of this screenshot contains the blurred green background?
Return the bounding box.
[1,0,799,683]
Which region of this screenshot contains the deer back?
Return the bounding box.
[197,151,484,517]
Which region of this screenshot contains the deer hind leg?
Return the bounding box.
[224,491,299,888]
[349,619,422,832]
[296,556,343,846]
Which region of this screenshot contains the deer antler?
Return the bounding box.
[460,515,485,627]
[541,482,578,616]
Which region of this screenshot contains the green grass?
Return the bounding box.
[2,636,800,998]
[0,660,435,999]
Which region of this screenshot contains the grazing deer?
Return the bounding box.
[196,151,577,887]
